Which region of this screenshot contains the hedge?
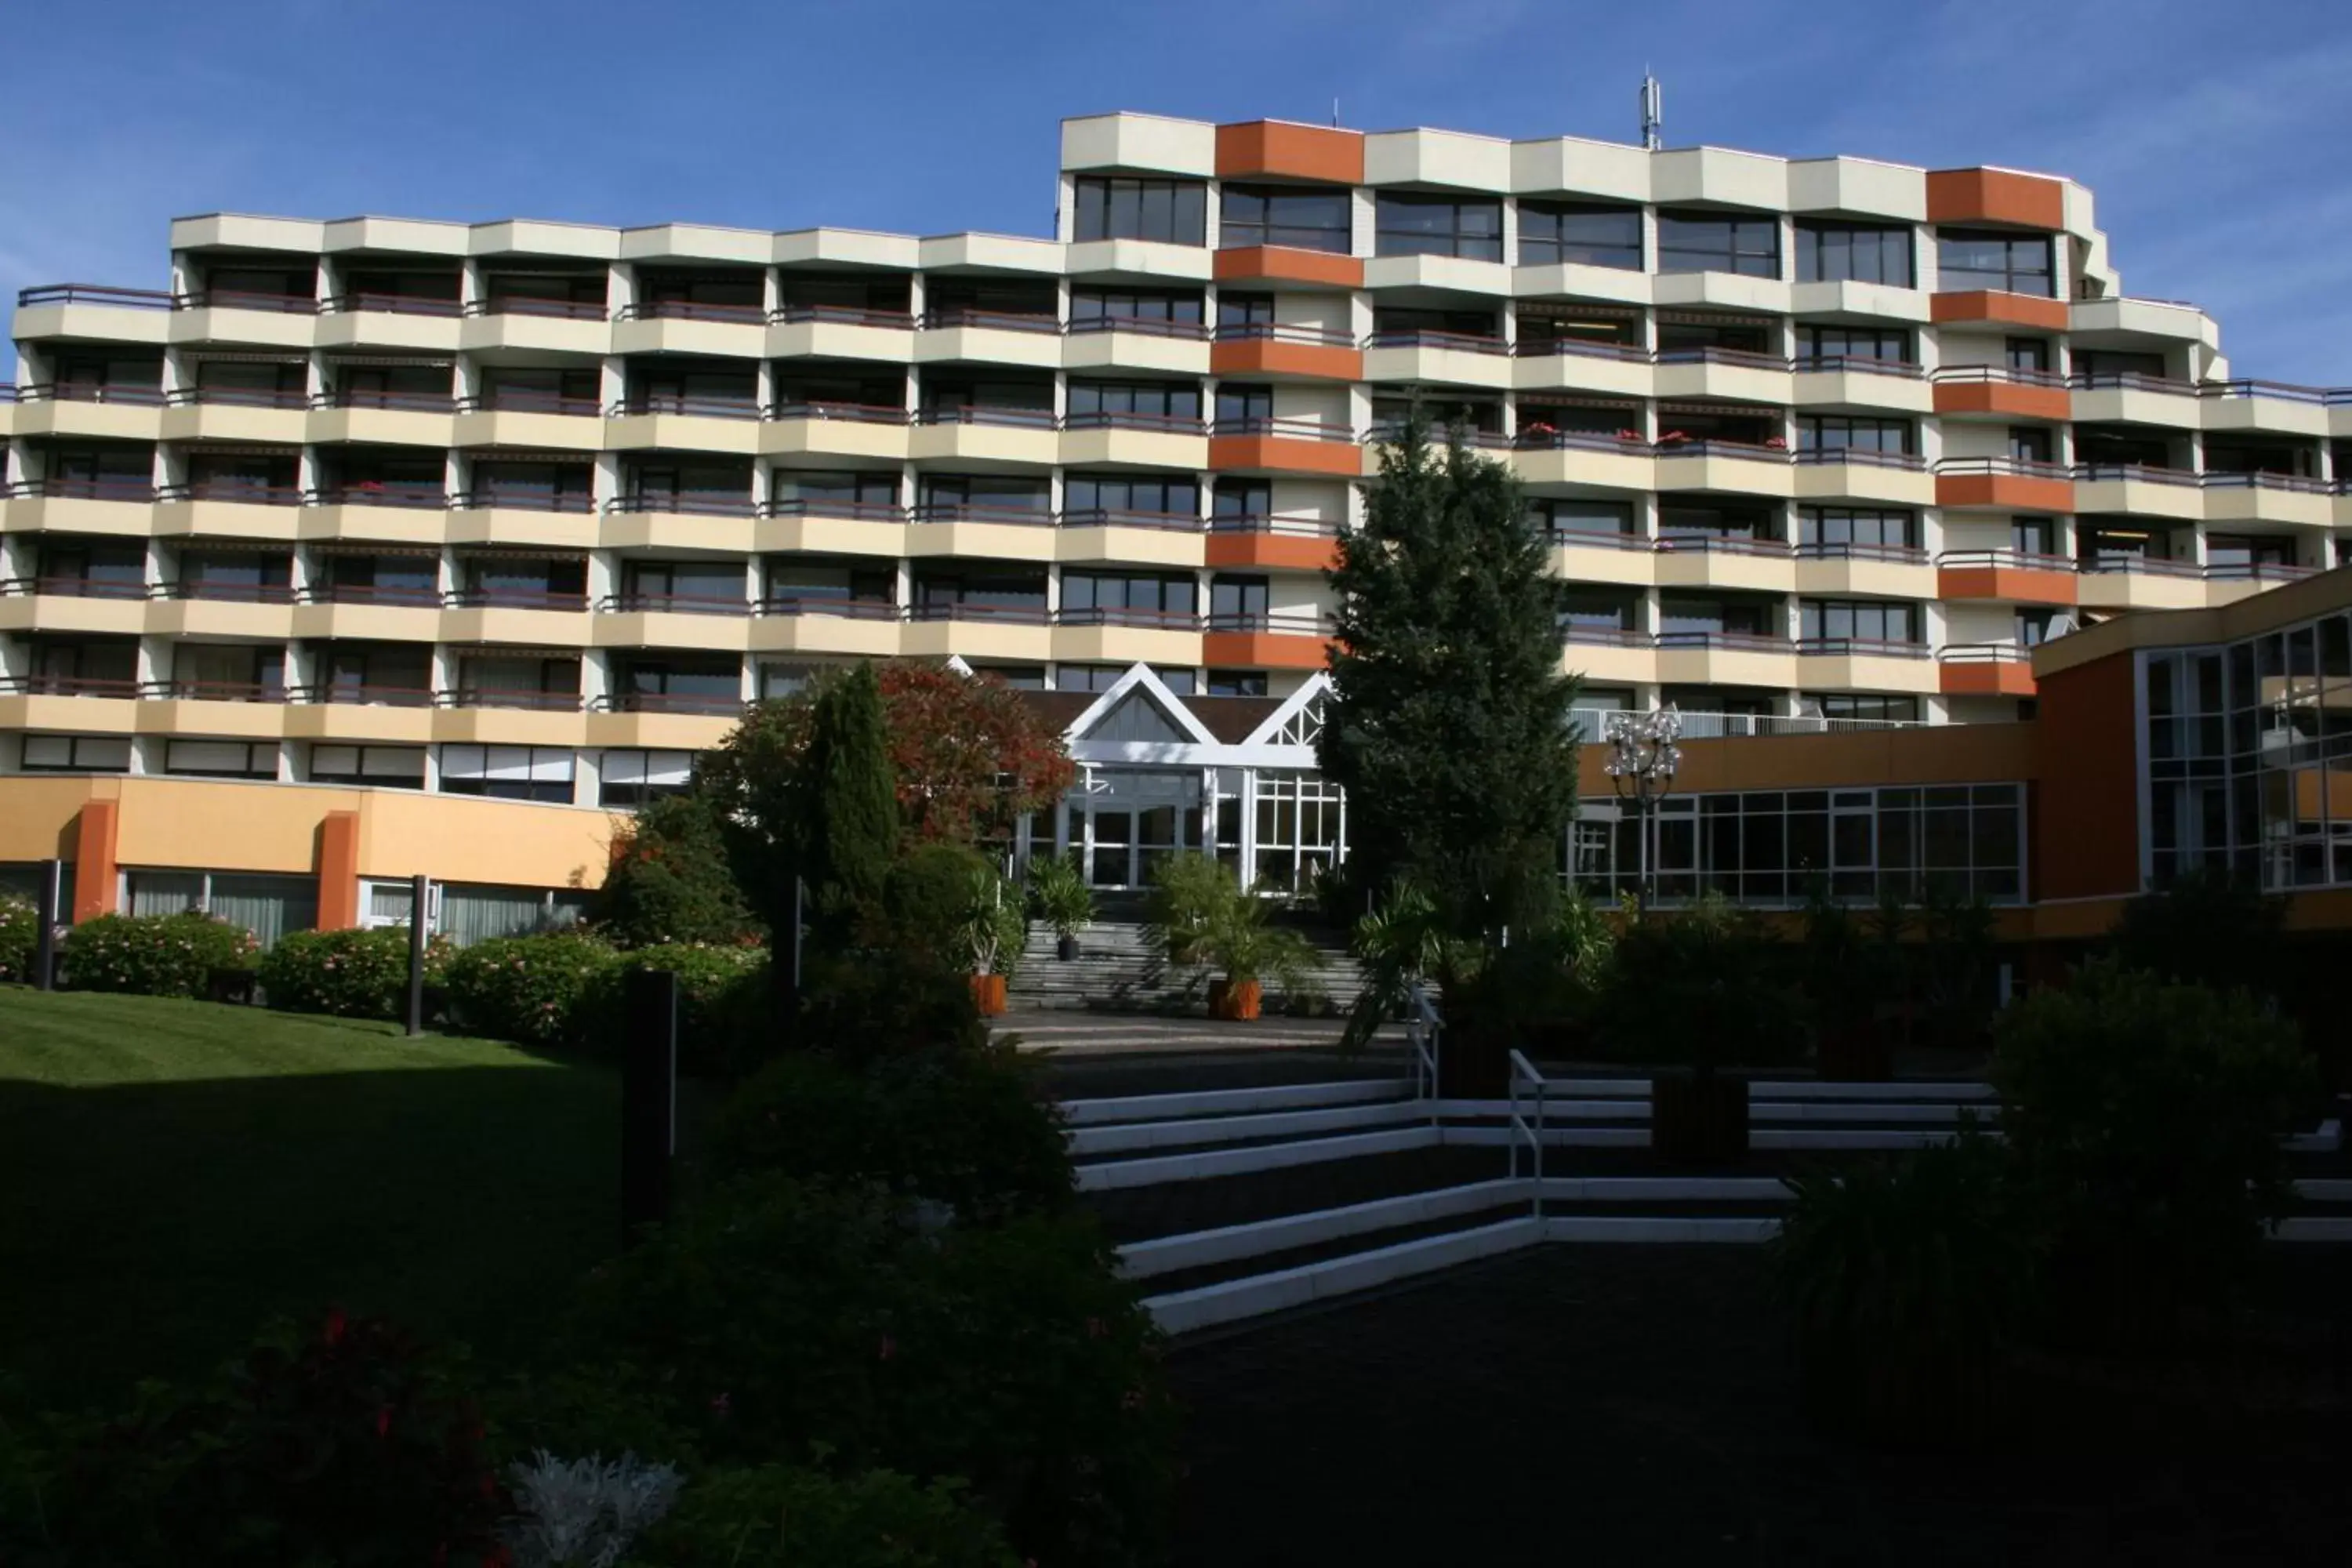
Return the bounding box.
[441,931,622,1049]
[257,927,456,1022]
[0,895,37,984]
[61,912,260,999]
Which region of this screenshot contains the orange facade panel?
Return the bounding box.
[1939,660,2038,699]
[318,809,362,931]
[1209,339,1363,381]
[1213,245,1364,289]
[1205,532,1340,573]
[2032,652,2140,902]
[1215,121,1364,184]
[1574,721,2039,798]
[1932,379,2071,423]
[1202,630,1331,671]
[1937,565,2079,608]
[1207,434,1365,477]
[1929,290,2072,332]
[72,797,119,920]
[1935,472,2076,514]
[1926,168,2067,230]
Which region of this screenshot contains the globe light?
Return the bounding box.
[1604,704,1682,900]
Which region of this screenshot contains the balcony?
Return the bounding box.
[2075,553,2210,612]
[1511,334,1653,399]
[590,690,746,717]
[1653,628,1802,688]
[1206,514,1338,572]
[13,285,176,347]
[0,573,147,601]
[2068,462,2203,522]
[2064,369,2200,427]
[142,677,291,704]
[1208,415,1363,477]
[0,673,144,699]
[757,594,902,621]
[316,290,464,353]
[1202,610,1331,670]
[1929,365,2071,423]
[1936,550,2078,607]
[310,387,458,445]
[1938,644,2035,699]
[1363,328,1512,391]
[1791,445,1933,506]
[1510,427,1657,490]
[158,577,296,606]
[12,380,165,443]
[1211,245,1364,289]
[1651,437,1798,499]
[450,487,596,517]
[435,686,585,713]
[612,299,766,358]
[2200,469,2334,528]
[1651,346,1794,405]
[445,586,591,613]
[1933,456,2074,513]
[0,576,150,634]
[1792,539,1936,598]
[599,590,751,617]
[1928,290,2070,332]
[1209,322,1358,382]
[302,482,449,510]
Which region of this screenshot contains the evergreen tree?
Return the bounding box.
[597,792,762,949]
[797,662,902,945]
[1319,412,1581,935]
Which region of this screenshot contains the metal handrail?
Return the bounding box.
[1508,1048,1546,1213]
[914,404,1058,430]
[1405,982,1442,1117]
[1933,456,2074,482]
[771,303,916,329]
[754,497,906,522]
[1061,409,1210,435]
[1798,636,1932,659]
[612,394,761,420]
[1936,548,2076,573]
[2201,469,2331,494]
[1931,364,2071,390]
[1653,345,1788,372]
[1069,314,1210,341]
[2079,552,2203,579]
[1211,415,1357,442]
[157,482,304,506]
[449,489,596,514]
[2,478,159,503]
[464,295,608,320]
[1655,532,1793,558]
[435,688,584,712]
[614,299,765,325]
[319,292,463,318]
[16,284,175,310]
[163,386,310,410]
[600,590,753,616]
[917,307,1060,333]
[1053,606,1202,630]
[1655,630,1798,654]
[1515,428,1652,454]
[1212,321,1354,348]
[444,587,590,612]
[757,595,903,621]
[767,400,911,425]
[1796,540,1931,564]
[142,679,289,703]
[315,389,458,414]
[1207,513,1337,537]
[1794,445,1926,471]
[16,382,166,406]
[455,391,604,417]
[1204,611,1330,637]
[1365,328,1508,354]
[605,492,756,517]
[2074,461,2198,486]
[1065,507,1207,532]
[1939,643,2033,665]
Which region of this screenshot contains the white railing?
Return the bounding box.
[1508,1049,1547,1214]
[1405,982,1442,1121]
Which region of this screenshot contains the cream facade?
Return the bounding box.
[5,107,2350,845]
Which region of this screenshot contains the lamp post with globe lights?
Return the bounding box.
[1603,705,1683,905]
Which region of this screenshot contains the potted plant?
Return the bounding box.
[1024,852,1094,961]
[1151,855,1318,1021]
[958,866,1025,1017]
[1142,852,1227,969]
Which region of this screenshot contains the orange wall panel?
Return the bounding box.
[1937,565,2078,607]
[1216,121,1364,184]
[1209,339,1363,381]
[1926,168,2067,230]
[1939,661,2038,699]
[1213,245,1363,289]
[71,799,119,920]
[1205,532,1340,572]
[1201,631,1331,671]
[317,810,362,931]
[2034,652,2141,901]
[1207,434,1365,477]
[1929,290,2071,332]
[1932,380,2071,423]
[1936,473,2076,514]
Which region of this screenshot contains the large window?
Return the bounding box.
[1252,771,1345,891]
[1799,507,1918,551]
[1374,194,1502,261]
[440,744,576,803]
[1069,289,1203,328]
[1801,598,1922,648]
[599,749,695,809]
[309,744,426,789]
[1530,499,1636,537]
[1220,186,1352,253]
[1073,176,1207,245]
[1796,222,1914,287]
[1936,228,2055,296]
[1656,211,1780,278]
[164,740,278,779]
[1798,325,1911,365]
[1575,783,2025,905]
[1064,472,1199,520]
[1064,379,1203,423]
[1059,572,1198,624]
[1799,416,1914,456]
[1517,202,1642,269]
[20,735,131,773]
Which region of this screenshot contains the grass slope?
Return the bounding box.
[0,988,619,1403]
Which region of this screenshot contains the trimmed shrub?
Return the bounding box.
[797,945,988,1064]
[0,894,37,984]
[707,1043,1073,1221]
[564,1178,1174,1568]
[585,942,770,1077]
[631,1464,1019,1568]
[61,911,259,999]
[1995,959,2315,1341]
[258,927,455,1022]
[443,931,622,1049]
[597,792,761,950]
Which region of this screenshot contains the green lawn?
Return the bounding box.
[0,988,621,1405]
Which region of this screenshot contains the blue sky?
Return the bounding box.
[5,0,2350,382]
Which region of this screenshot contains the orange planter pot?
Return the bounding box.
[969,973,1007,1017]
[1208,978,1262,1022]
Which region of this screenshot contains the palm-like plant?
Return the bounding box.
[1341,878,1475,1051]
[1196,880,1319,995]
[1142,852,1229,967]
[957,868,1027,981]
[1023,852,1094,953]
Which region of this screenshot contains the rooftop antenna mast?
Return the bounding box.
[1639,71,1663,151]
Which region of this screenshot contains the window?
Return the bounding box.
[622,560,745,612]
[1214,383,1272,425]
[1801,599,1921,647]
[126,870,316,948]
[1064,379,1203,423]
[1212,479,1272,520]
[1207,669,1269,697]
[2005,337,2052,372]
[1795,222,1914,286]
[1813,694,1920,724]
[1374,194,1503,261]
[771,469,898,515]
[1073,176,1207,245]
[1798,508,1918,551]
[2013,517,2056,555]
[1060,572,1197,623]
[2016,608,2060,648]
[2009,426,2054,464]
[1065,473,1199,520]
[1217,293,1274,329]
[1530,499,1635,537]
[310,744,426,789]
[165,740,278,779]
[1069,289,1203,327]
[2074,348,2167,379]
[1559,590,1636,634]
[179,550,292,602]
[455,654,582,707]
[1209,575,1269,625]
[1798,416,1914,456]
[1656,211,1780,278]
[1936,228,2055,296]
[172,643,286,699]
[1798,325,1911,365]
[916,474,1051,519]
[599,749,694,808]
[1252,771,1345,891]
[440,745,576,803]
[1517,303,1642,351]
[1517,202,1642,269]
[20,734,131,772]
[628,459,753,512]
[612,657,744,712]
[437,884,588,947]
[1220,185,1352,253]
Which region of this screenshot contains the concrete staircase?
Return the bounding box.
[1007,919,1365,1014]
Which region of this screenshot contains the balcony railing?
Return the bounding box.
[1512,336,1650,363]
[1204,611,1330,637]
[754,497,906,522]
[302,485,449,510]
[599,591,751,616]
[1798,636,1931,659]
[1656,532,1793,558]
[1365,328,1508,354]
[2204,560,2316,583]
[2200,470,2331,495]
[2,477,159,503]
[2070,371,2194,395]
[178,289,319,314]
[1653,437,1789,461]
[1562,625,1652,648]
[0,673,143,697]
[908,601,1051,626]
[910,502,1054,526]
[1795,355,1924,379]
[157,482,304,507]
[1515,427,1651,453]
[444,587,590,612]
[1794,445,1926,471]
[437,688,585,712]
[1367,421,1510,449]
[767,400,911,425]
[917,307,1060,334]
[2072,461,2199,487]
[1061,408,1209,435]
[2198,378,2351,407]
[450,488,596,514]
[463,296,607,320]
[1211,415,1356,442]
[1212,321,1353,348]
[756,596,902,621]
[158,580,296,604]
[165,386,310,410]
[16,284,174,310]
[319,292,463,318]
[613,394,760,420]
[1939,643,2033,665]
[143,679,289,703]
[294,583,443,608]
[1054,606,1202,630]
[1069,314,1210,341]
[915,404,1058,430]
[1547,528,1653,553]
[606,493,757,517]
[1936,549,2076,573]
[1588,709,1922,739]
[1654,630,1797,654]
[291,683,438,707]
[316,389,458,414]
[1931,365,2071,390]
[1068,507,1208,532]
[1653,346,1787,372]
[591,690,746,715]
[1207,513,1335,537]
[456,391,604,417]
[1797,540,1932,564]
[615,299,766,325]
[771,303,916,330]
[1933,456,2075,482]
[2078,553,2203,579]
[0,575,148,600]
[16,382,166,406]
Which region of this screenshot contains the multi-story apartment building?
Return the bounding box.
[4,111,2350,934]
